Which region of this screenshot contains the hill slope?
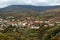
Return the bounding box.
[0,5,60,17]
[0,5,60,13]
[41,8,60,21]
[0,5,39,17]
[7,5,60,12]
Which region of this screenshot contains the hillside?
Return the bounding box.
[0,5,60,20]
[0,5,60,17]
[41,8,60,21]
[6,5,60,12]
[0,5,60,14]
[0,5,39,17]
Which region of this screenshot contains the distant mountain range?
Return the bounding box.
[0,5,60,16]
[1,5,60,11]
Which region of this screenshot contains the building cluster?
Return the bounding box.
[0,16,59,30]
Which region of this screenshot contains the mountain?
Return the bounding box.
[5,5,60,11]
[3,5,60,12]
[0,5,60,16]
[0,5,60,12]
[0,5,40,17]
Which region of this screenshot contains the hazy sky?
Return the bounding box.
[0,0,60,8]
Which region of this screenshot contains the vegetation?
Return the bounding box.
[0,25,59,40]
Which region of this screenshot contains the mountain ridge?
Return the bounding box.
[0,5,60,12]
[0,5,60,16]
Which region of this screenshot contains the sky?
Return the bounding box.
[0,0,60,8]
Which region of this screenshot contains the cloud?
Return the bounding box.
[0,0,60,8]
[0,0,15,8]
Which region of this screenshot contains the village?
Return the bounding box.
[0,16,60,31]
